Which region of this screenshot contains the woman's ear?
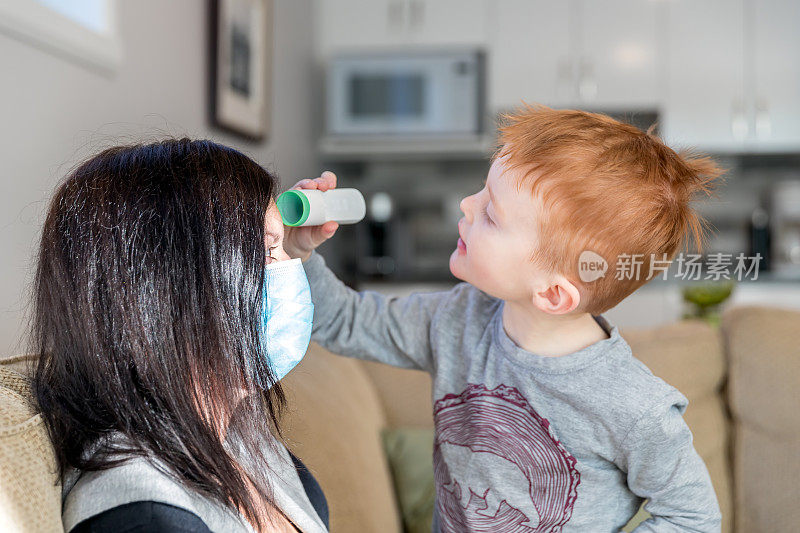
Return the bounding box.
[531,275,581,315]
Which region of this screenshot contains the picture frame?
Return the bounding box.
[208,0,273,141]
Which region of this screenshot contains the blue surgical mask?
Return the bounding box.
[258,257,314,388]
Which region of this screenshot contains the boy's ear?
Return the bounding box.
[532,275,581,315]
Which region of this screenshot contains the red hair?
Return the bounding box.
[497,104,724,314]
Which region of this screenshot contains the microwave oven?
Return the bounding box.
[325,49,485,137]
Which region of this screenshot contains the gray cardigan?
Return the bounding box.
[61,432,328,533]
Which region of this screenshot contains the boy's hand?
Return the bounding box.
[282,171,340,262]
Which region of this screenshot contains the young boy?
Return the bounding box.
[283,105,723,532]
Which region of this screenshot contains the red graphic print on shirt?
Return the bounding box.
[433,383,580,533]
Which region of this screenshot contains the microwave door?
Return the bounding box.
[329,59,436,135]
[327,52,481,137]
[353,71,428,133]
[344,71,430,134]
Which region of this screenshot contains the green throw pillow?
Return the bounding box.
[381,427,436,533]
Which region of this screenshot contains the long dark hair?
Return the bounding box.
[30,138,288,530]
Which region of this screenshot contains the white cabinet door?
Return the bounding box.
[662,0,745,150]
[489,0,572,111]
[316,0,398,53]
[752,0,800,149]
[316,0,488,55]
[580,0,661,109]
[490,0,660,112]
[408,0,488,46]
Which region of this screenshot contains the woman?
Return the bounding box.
[30,139,332,532]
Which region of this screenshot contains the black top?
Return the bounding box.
[70,451,329,532]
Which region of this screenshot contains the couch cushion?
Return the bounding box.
[733,425,800,532]
[684,394,733,533]
[280,344,402,533]
[622,320,726,402]
[723,306,800,437]
[683,394,729,461]
[722,306,800,533]
[0,355,63,533]
[358,361,433,429]
[704,450,734,533]
[622,320,732,532]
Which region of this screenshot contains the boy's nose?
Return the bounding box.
[459,196,473,223]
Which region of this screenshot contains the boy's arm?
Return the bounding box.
[301,250,451,373]
[616,391,722,532]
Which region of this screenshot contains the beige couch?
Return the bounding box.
[2,306,799,532]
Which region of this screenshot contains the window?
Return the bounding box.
[36,0,110,34]
[0,0,122,74]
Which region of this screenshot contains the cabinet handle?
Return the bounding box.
[755,98,771,139]
[731,99,748,140]
[387,1,404,31]
[409,0,424,30]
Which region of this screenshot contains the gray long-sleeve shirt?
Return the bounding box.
[302,251,721,532]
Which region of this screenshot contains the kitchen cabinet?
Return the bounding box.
[751,0,800,148]
[489,0,572,109]
[316,0,395,52]
[580,0,661,109]
[315,0,489,55]
[663,0,800,151]
[409,0,488,46]
[662,0,745,150]
[315,0,800,152]
[490,0,661,111]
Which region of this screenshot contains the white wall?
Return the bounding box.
[0,0,318,354]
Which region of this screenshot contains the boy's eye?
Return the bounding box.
[482,203,494,225]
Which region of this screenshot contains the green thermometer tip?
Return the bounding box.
[277,190,310,227]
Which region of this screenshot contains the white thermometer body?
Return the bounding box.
[277,188,366,226]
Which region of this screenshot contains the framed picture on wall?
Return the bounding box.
[209,0,273,141]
